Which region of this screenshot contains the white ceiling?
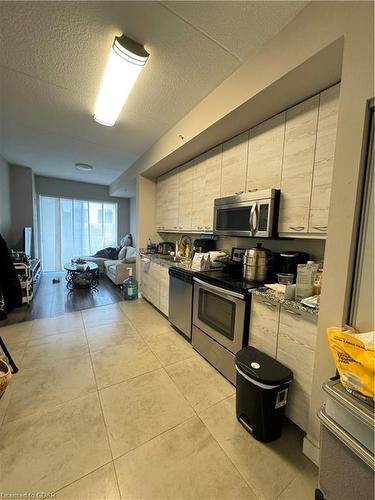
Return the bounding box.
[0,1,306,187]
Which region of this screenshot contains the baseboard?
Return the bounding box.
[303,434,320,466]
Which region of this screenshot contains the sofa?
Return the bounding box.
[78,244,137,286]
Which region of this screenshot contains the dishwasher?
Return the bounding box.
[168,267,194,340]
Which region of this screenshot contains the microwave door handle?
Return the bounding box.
[250,203,257,236]
[253,203,259,235]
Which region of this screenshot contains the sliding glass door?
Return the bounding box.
[39,196,118,271]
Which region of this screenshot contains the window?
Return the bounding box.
[39,196,118,271]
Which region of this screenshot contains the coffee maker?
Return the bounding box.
[274,251,309,277]
[192,238,216,257]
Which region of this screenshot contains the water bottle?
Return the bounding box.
[123,268,138,301]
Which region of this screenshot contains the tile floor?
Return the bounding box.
[0,299,318,499]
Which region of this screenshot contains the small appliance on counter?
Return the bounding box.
[191,251,228,271]
[273,251,309,279]
[243,243,273,282]
[192,238,216,257]
[157,241,175,255]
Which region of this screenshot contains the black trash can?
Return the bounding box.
[235,346,293,443]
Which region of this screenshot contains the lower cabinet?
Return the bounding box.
[158,262,170,316]
[248,295,318,431]
[248,295,280,358]
[140,256,170,316]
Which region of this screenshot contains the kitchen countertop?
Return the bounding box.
[249,287,319,318]
[139,251,193,270]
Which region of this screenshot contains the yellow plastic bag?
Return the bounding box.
[327,326,375,398]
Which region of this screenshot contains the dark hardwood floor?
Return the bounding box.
[2,272,123,324]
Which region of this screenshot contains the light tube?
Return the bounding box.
[94,35,149,127]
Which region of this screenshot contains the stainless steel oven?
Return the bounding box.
[193,278,246,354]
[213,189,279,238]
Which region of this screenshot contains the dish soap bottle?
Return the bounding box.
[295,261,319,301]
[123,268,138,301]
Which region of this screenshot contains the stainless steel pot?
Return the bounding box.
[243,243,272,282]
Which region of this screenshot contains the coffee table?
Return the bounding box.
[64,262,99,290]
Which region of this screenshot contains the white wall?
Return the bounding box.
[0,156,11,243]
[129,196,137,248]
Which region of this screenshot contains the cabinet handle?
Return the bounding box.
[312,226,327,231]
[235,191,244,195]
[284,308,301,317]
[247,188,258,193]
[264,301,277,310]
[197,226,203,229]
[289,226,305,231]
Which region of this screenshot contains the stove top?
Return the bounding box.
[195,264,261,295]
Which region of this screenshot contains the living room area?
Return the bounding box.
[0,156,137,323]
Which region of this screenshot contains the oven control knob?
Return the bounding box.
[251,362,260,369]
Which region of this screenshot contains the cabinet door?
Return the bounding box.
[203,145,222,231]
[178,161,193,232]
[249,296,280,358]
[191,156,206,232]
[158,263,170,316]
[164,171,179,231]
[156,176,167,231]
[278,96,319,234]
[148,261,160,308]
[309,84,340,233]
[276,307,317,431]
[221,131,248,197]
[140,257,151,300]
[247,112,285,192]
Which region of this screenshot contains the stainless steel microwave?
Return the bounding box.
[213,189,280,238]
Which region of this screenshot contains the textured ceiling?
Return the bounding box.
[0,1,306,186]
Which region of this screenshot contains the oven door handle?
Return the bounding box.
[193,277,245,300]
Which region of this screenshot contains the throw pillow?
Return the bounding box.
[119,234,133,248]
[125,246,137,258]
[118,246,127,260]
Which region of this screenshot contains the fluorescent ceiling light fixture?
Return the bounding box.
[75,163,93,171]
[94,35,149,127]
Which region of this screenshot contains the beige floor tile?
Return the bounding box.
[22,330,88,368]
[100,368,195,458]
[120,298,155,318]
[165,355,235,413]
[0,392,112,494]
[82,304,128,328]
[277,460,318,500]
[31,312,84,339]
[0,320,33,349]
[115,416,256,500]
[91,336,161,389]
[145,328,197,366]
[131,315,176,341]
[56,463,121,500]
[4,353,96,422]
[85,321,138,353]
[200,395,312,500]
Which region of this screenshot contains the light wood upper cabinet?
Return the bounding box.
[278,95,319,234]
[248,296,280,358]
[203,145,222,231]
[191,155,206,232]
[157,170,179,231]
[177,161,193,232]
[309,84,340,233]
[156,174,168,231]
[221,131,248,197]
[247,112,285,192]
